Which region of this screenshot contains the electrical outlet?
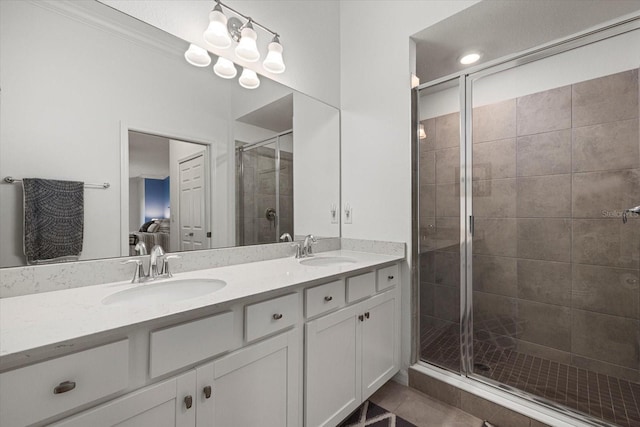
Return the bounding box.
[330,204,338,224]
[344,204,353,224]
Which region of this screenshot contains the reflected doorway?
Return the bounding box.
[128,131,210,254]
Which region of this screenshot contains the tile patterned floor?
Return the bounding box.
[368,381,484,427]
[421,323,640,427]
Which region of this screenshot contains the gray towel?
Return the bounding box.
[23,178,84,263]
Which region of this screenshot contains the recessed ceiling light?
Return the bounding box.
[459,52,481,65]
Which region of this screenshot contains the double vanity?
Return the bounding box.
[0,246,403,427]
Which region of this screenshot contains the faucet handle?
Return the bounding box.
[121,259,146,283]
[162,255,181,277]
[292,242,303,259]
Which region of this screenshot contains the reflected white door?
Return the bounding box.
[179,154,206,251]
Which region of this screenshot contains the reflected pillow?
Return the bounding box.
[147,223,160,233]
[139,220,154,232]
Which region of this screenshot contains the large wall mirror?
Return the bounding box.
[0,0,340,268]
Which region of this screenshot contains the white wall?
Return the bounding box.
[339,0,479,379]
[0,0,231,266]
[292,92,340,238]
[128,177,145,231]
[100,0,342,108]
[128,133,170,179]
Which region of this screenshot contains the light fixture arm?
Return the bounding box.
[214,0,279,38]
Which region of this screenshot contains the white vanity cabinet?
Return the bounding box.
[52,362,214,427]
[304,268,399,427]
[212,328,300,427]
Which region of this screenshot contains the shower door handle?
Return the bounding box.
[622,205,640,223]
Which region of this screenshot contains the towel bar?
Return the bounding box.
[3,176,110,189]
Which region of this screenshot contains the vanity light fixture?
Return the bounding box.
[419,124,427,139]
[459,52,481,65]
[184,44,212,67]
[203,2,232,49]
[213,56,237,79]
[185,0,285,89]
[238,68,260,89]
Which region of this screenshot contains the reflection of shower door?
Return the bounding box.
[179,153,206,251]
[237,131,294,246]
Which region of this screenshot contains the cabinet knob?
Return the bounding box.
[53,380,76,395]
[184,395,193,409]
[203,385,212,399]
[388,275,394,280]
[358,314,364,322]
[273,313,283,320]
[365,312,370,319]
[324,295,333,302]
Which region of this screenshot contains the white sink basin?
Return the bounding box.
[102,278,226,306]
[299,256,358,267]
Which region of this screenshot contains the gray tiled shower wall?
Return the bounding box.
[420,68,640,382]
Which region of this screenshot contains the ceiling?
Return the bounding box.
[413,0,640,83]
[236,93,293,133]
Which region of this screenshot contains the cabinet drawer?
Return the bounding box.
[0,340,129,427]
[346,271,376,303]
[305,280,345,318]
[377,264,399,291]
[245,293,298,342]
[150,311,235,378]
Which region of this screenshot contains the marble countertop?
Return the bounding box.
[0,250,403,368]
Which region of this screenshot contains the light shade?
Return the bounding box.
[235,27,260,62]
[213,56,237,79]
[419,124,426,139]
[262,39,285,74]
[238,68,260,89]
[184,44,211,67]
[204,8,232,49]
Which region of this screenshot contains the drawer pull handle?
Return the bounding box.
[365,312,370,319]
[358,314,364,322]
[273,313,283,320]
[388,275,394,280]
[203,386,212,399]
[53,381,76,394]
[184,395,193,409]
[324,296,333,302]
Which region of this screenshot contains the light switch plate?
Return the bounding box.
[344,205,353,224]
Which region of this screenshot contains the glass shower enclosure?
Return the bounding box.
[416,23,639,427]
[236,131,294,246]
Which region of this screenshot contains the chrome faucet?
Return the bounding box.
[623,205,640,223]
[302,234,317,257]
[280,233,293,242]
[149,245,165,278]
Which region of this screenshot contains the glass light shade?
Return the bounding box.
[204,10,232,49]
[235,27,260,62]
[184,44,211,67]
[213,57,237,79]
[419,124,426,139]
[262,41,285,74]
[238,68,260,89]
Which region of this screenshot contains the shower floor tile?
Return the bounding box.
[421,324,640,427]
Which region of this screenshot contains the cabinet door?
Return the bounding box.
[195,362,215,427]
[305,303,361,427]
[213,329,300,427]
[51,371,196,427]
[361,291,398,400]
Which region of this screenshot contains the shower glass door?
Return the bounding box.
[236,132,294,246]
[468,30,640,426]
[417,25,640,427]
[417,78,463,373]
